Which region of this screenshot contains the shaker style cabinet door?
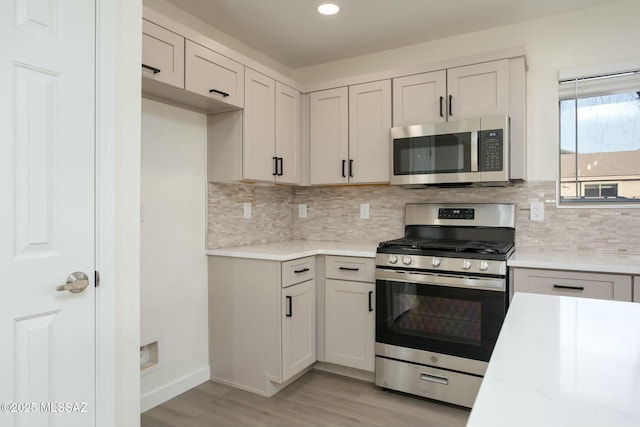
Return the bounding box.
[392,70,446,126]
[309,87,349,185]
[282,279,316,381]
[275,82,301,185]
[243,68,276,182]
[446,59,509,121]
[142,19,185,88]
[348,80,391,184]
[185,40,244,108]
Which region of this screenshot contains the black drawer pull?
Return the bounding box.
[553,284,585,291]
[294,268,310,274]
[209,88,230,97]
[339,267,360,272]
[368,291,373,312]
[448,94,453,116]
[349,159,354,178]
[141,64,161,74]
[277,157,283,176]
[272,157,278,176]
[286,296,292,317]
[342,160,346,178]
[439,96,444,117]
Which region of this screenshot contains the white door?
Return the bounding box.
[0,1,96,426]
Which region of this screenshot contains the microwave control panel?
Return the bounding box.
[478,129,503,171]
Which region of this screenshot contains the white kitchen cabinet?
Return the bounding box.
[512,268,632,302]
[208,256,316,397]
[243,68,276,182]
[185,40,244,109]
[392,59,509,126]
[142,19,184,88]
[324,256,376,372]
[309,81,391,185]
[275,81,301,184]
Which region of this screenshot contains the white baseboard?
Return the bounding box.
[140,366,210,413]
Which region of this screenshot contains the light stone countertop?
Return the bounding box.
[467,292,640,427]
[508,249,640,275]
[205,240,377,261]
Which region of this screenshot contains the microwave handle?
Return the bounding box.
[471,131,478,172]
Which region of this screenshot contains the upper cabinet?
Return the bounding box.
[309,80,391,185]
[142,19,184,89]
[185,40,244,109]
[243,69,301,184]
[392,59,509,126]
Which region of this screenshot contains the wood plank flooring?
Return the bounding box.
[141,370,470,427]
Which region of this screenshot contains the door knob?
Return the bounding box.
[56,272,89,293]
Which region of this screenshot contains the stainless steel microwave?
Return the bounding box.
[390,115,510,186]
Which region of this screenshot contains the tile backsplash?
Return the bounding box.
[208,181,640,255]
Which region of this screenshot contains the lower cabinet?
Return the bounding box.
[208,256,316,396]
[512,268,632,302]
[324,256,376,372]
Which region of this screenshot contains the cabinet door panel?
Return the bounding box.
[349,80,392,184]
[185,40,244,108]
[446,60,508,120]
[275,82,301,184]
[325,279,375,372]
[282,279,316,381]
[310,87,349,185]
[243,68,275,182]
[392,70,446,126]
[142,20,184,88]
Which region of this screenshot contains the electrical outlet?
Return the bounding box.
[243,202,252,219]
[298,204,307,218]
[360,203,370,219]
[530,201,544,221]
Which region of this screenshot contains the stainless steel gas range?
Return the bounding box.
[374,203,515,408]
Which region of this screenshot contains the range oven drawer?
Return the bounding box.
[375,356,482,408]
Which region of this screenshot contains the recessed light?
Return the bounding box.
[318,3,340,15]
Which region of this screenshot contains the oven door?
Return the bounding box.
[375,268,507,362]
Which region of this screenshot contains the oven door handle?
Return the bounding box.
[375,268,505,292]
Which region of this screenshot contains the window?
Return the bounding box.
[559,70,640,204]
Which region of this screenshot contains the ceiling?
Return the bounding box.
[165,0,621,69]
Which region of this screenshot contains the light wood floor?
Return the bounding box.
[141,370,470,427]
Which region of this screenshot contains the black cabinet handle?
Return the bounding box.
[272,157,278,176]
[209,89,230,98]
[339,267,360,271]
[448,95,453,117]
[277,157,283,176]
[286,296,292,317]
[368,291,373,312]
[553,284,585,291]
[439,96,444,117]
[294,268,310,274]
[342,160,346,178]
[141,64,161,74]
[349,159,354,178]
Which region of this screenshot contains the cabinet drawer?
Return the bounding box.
[282,257,315,287]
[325,256,375,282]
[513,268,632,302]
[185,40,244,108]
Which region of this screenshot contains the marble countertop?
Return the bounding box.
[205,240,377,261]
[467,292,640,427]
[508,249,640,275]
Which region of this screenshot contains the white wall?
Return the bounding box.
[140,98,209,411]
[292,0,640,180]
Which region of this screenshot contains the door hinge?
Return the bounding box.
[95,270,100,287]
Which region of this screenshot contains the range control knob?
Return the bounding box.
[478,260,489,271]
[388,254,398,264]
[402,255,413,266]
[431,257,442,268]
[461,259,472,270]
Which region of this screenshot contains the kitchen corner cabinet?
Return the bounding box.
[142,19,184,88]
[185,40,244,109]
[208,256,316,397]
[512,268,633,302]
[392,59,509,126]
[309,80,391,185]
[243,68,301,184]
[324,256,376,372]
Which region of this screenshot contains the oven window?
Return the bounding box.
[393,132,471,175]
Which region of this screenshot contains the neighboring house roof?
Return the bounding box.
[561,149,640,178]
